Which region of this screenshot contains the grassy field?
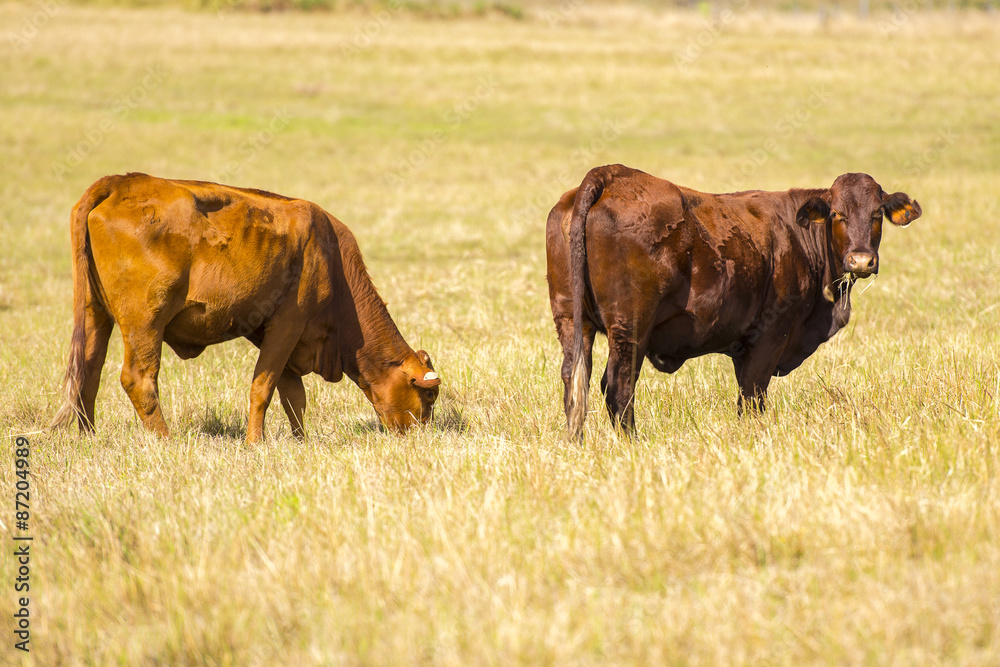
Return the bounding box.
[1,1,999,664]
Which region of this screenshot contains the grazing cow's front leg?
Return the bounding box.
[277,369,307,439]
[247,317,306,444]
[603,323,647,434]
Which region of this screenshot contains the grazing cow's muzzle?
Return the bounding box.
[844,252,878,277]
[365,352,440,433]
[378,405,432,432]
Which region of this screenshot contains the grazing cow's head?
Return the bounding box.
[363,350,440,432]
[796,173,921,279]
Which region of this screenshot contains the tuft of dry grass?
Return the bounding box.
[1,3,999,664]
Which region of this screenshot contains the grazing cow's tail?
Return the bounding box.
[566,167,611,439]
[51,178,114,431]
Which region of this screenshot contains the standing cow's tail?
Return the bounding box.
[51,178,114,431]
[566,167,612,440]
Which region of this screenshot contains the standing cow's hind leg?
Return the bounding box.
[555,316,595,422]
[603,323,646,435]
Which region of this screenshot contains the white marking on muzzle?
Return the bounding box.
[423,372,438,381]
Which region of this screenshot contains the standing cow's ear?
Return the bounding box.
[882,192,922,227]
[796,197,831,228]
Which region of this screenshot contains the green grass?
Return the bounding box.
[1,2,1000,664]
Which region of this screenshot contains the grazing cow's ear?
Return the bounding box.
[882,192,922,227]
[412,350,440,389]
[412,371,440,389]
[796,197,831,228]
[416,349,435,370]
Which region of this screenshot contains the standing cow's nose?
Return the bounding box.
[844,252,878,276]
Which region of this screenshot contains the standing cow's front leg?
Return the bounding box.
[247,317,306,444]
[731,344,783,415]
[603,323,647,434]
[277,369,307,439]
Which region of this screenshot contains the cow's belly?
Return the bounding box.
[168,237,301,334]
[646,313,739,372]
[163,302,244,347]
[645,279,765,371]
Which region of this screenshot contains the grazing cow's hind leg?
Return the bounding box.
[79,302,115,430]
[52,288,116,433]
[277,369,306,439]
[119,326,170,436]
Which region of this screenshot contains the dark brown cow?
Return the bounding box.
[52,173,440,442]
[546,164,921,437]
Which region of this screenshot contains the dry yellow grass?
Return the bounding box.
[1,2,999,664]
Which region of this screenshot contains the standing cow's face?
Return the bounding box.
[364,350,440,432]
[796,173,921,279]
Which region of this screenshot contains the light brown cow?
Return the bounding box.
[52,173,440,442]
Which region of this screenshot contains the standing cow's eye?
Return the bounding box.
[871,215,883,246]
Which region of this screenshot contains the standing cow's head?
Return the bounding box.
[796,173,921,280]
[363,350,441,432]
